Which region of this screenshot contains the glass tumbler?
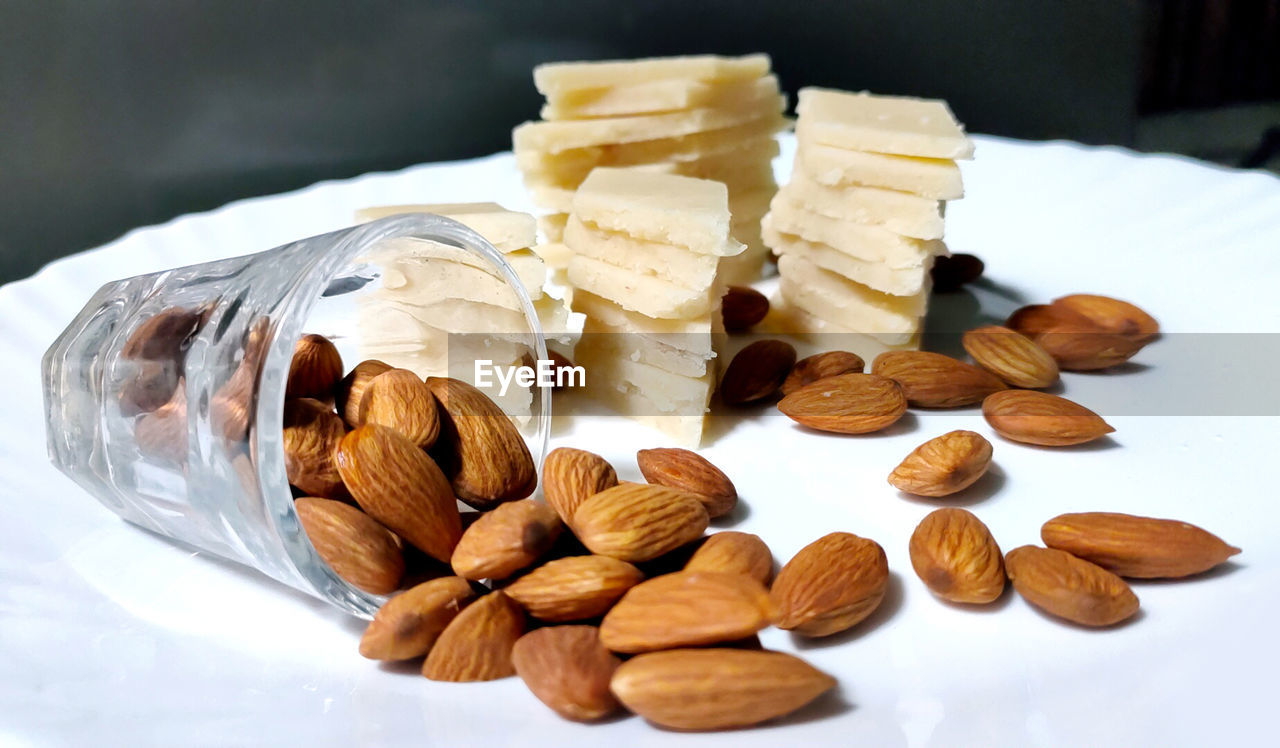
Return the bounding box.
[41,214,550,618]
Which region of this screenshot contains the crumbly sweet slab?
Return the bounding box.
[564,217,722,290]
[567,255,716,319]
[765,225,935,297]
[795,87,973,159]
[362,240,547,302]
[363,297,534,339]
[574,345,715,444]
[355,204,537,252]
[796,139,963,199]
[532,240,573,269]
[577,324,714,378]
[571,168,740,254]
[764,296,922,357]
[783,167,944,239]
[542,75,779,120]
[764,198,945,268]
[717,245,770,286]
[777,254,926,344]
[571,289,718,344]
[534,53,772,95]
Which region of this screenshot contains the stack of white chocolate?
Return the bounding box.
[353,203,571,422]
[566,167,743,445]
[764,88,972,359]
[514,54,787,285]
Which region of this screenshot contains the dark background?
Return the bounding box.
[2,0,1277,282]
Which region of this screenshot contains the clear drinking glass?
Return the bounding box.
[41,214,550,618]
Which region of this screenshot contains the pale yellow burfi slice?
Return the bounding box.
[764,198,944,269]
[542,75,779,119]
[575,323,714,379]
[777,253,926,345]
[796,87,973,159]
[567,255,713,319]
[571,168,739,254]
[765,296,921,358]
[574,345,714,446]
[564,216,724,290]
[571,289,718,353]
[783,166,944,239]
[362,239,546,303]
[538,213,569,242]
[534,53,771,95]
[795,139,963,200]
[355,203,536,253]
[766,226,934,297]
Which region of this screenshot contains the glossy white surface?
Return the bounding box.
[2,135,1279,746]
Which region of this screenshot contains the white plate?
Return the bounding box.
[2,135,1279,746]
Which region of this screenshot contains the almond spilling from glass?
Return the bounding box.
[359,576,476,661]
[357,368,440,449]
[512,626,621,722]
[285,333,344,400]
[426,376,537,508]
[295,496,404,595]
[1040,512,1240,578]
[449,499,563,581]
[504,555,644,622]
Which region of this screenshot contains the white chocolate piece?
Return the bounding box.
[765,225,934,297]
[777,254,925,344]
[764,199,945,269]
[534,53,771,95]
[795,87,973,159]
[567,255,714,319]
[564,217,722,290]
[796,139,963,199]
[783,166,944,239]
[570,168,740,255]
[542,75,780,119]
[355,203,537,252]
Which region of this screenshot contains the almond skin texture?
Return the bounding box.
[872,350,1007,408]
[599,571,776,653]
[637,448,738,518]
[721,285,770,332]
[357,368,440,449]
[777,373,908,434]
[1005,546,1139,626]
[282,398,347,498]
[572,483,709,562]
[888,430,993,497]
[909,508,1005,603]
[1052,294,1159,342]
[122,306,205,361]
[450,500,563,581]
[720,339,798,405]
[1041,512,1240,578]
[295,497,404,594]
[542,447,618,524]
[983,390,1115,446]
[1005,303,1099,337]
[359,576,476,660]
[780,351,865,396]
[422,591,526,681]
[504,555,644,622]
[335,425,463,562]
[1005,305,1145,371]
[961,325,1060,389]
[511,626,621,722]
[336,359,392,426]
[685,532,774,585]
[135,379,188,463]
[930,253,984,292]
[611,649,836,731]
[426,377,537,508]
[286,334,344,400]
[772,532,889,636]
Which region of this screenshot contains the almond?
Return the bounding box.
[872,350,1007,408]
[422,591,525,681]
[1052,294,1159,342]
[1005,305,1145,371]
[450,499,563,581]
[286,333,344,400]
[599,571,775,653]
[336,359,392,426]
[546,350,576,390]
[572,483,709,562]
[611,649,835,731]
[982,390,1114,446]
[1005,303,1099,337]
[511,626,621,722]
[542,447,618,524]
[888,430,993,497]
[771,532,889,637]
[504,555,644,622]
[1041,512,1240,578]
[211,317,269,442]
[295,497,404,594]
[930,252,984,292]
[1004,545,1139,626]
[721,285,770,332]
[135,379,188,463]
[637,447,737,518]
[335,424,463,562]
[121,306,205,361]
[909,508,1005,603]
[961,325,1059,388]
[426,377,537,508]
[776,373,907,434]
[282,398,347,498]
[720,339,797,405]
[359,576,476,660]
[780,350,865,396]
[357,368,440,449]
[685,531,773,585]
[119,360,181,416]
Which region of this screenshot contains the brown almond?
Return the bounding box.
[771,532,889,637]
[909,508,1005,603]
[1005,304,1144,371]
[286,334,344,400]
[211,317,270,442]
[961,325,1059,388]
[505,555,644,622]
[930,253,984,292]
[599,571,775,653]
[358,576,476,660]
[546,350,576,390]
[777,373,907,434]
[637,447,738,518]
[720,339,797,405]
[295,497,404,595]
[685,531,773,586]
[780,350,865,396]
[282,398,347,498]
[335,424,462,562]
[872,350,1007,408]
[336,359,392,426]
[983,390,1114,446]
[135,379,188,463]
[1005,545,1139,626]
[426,377,537,508]
[1053,294,1159,342]
[572,483,709,562]
[121,306,205,361]
[1041,512,1240,578]
[1006,303,1099,337]
[357,369,440,449]
[450,500,563,581]
[542,447,618,524]
[611,649,835,731]
[119,360,181,416]
[888,430,993,497]
[423,591,525,681]
[511,626,621,722]
[721,285,770,332]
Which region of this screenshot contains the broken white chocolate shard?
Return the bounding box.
[564,216,722,290]
[355,203,537,252]
[796,139,963,199]
[542,74,780,120]
[363,239,546,304]
[777,253,926,345]
[764,198,945,269]
[765,224,935,297]
[764,296,921,357]
[576,325,714,378]
[567,255,714,319]
[571,168,740,254]
[795,87,973,160]
[783,166,944,239]
[534,53,772,95]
